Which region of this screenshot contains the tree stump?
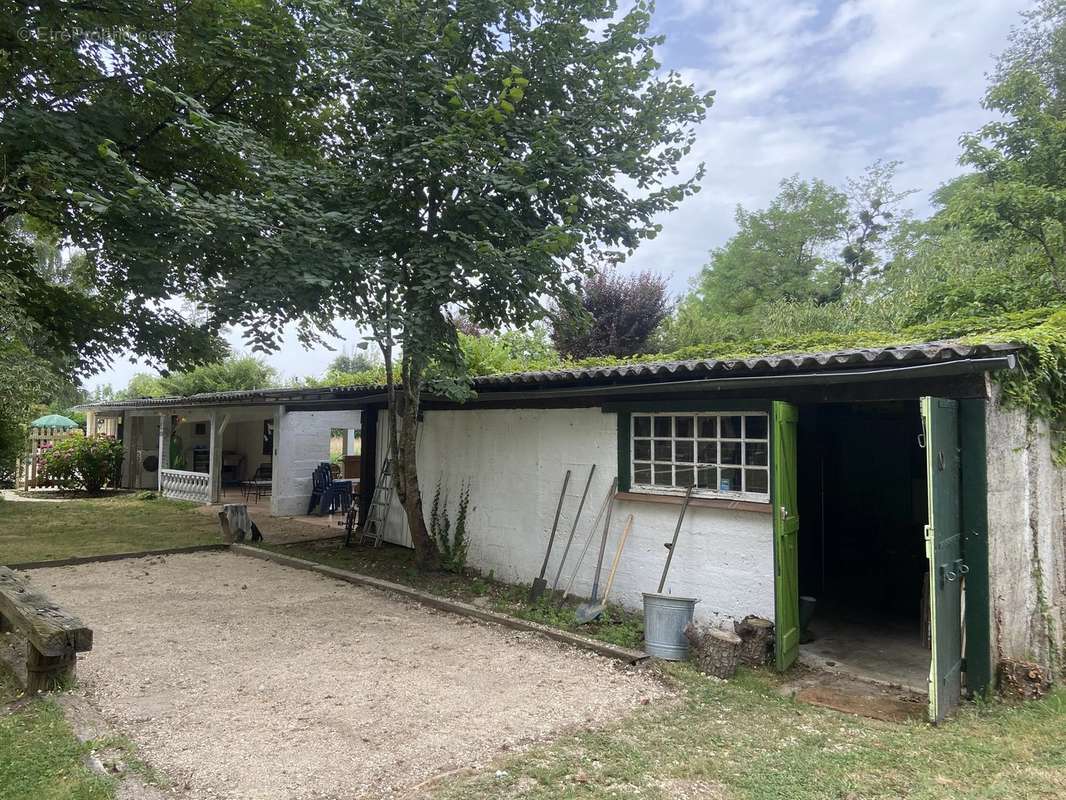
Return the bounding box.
[218,504,262,543]
[734,615,774,666]
[684,623,742,679]
[997,658,1051,701]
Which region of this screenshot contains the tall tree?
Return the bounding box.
[1,1,319,374]
[951,0,1066,292]
[683,176,849,320]
[841,160,916,282]
[167,0,711,568]
[328,351,380,375]
[552,267,671,358]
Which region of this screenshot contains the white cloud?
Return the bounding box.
[829,0,1030,103]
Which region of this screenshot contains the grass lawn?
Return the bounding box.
[264,539,646,649]
[0,494,221,565]
[432,665,1066,800]
[0,696,116,800]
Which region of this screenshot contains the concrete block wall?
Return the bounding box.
[274,409,361,516]
[986,392,1066,674]
[377,407,775,625]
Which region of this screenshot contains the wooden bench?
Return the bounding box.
[0,566,93,693]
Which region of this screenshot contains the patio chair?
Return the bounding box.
[306,462,353,516]
[241,463,272,503]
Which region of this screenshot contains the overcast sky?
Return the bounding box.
[86,0,1032,392]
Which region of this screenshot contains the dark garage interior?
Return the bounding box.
[796,401,930,690]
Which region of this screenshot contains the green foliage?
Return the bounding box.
[952,0,1066,293]
[118,355,278,399]
[683,176,850,321]
[429,479,472,573]
[328,351,379,374]
[146,0,710,566]
[2,1,313,375]
[0,337,57,484]
[157,355,278,396]
[458,325,562,377]
[304,365,387,389]
[40,431,123,494]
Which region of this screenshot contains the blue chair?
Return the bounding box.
[306,462,353,516]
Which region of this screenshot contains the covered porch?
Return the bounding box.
[97,405,361,516]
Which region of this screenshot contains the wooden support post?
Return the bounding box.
[157,413,172,492]
[0,567,92,694]
[358,408,378,528]
[208,412,228,504]
[268,406,283,515]
[25,646,76,693]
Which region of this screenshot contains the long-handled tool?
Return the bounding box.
[549,464,596,594]
[560,477,617,604]
[574,482,616,619]
[528,470,571,603]
[657,485,694,593]
[576,513,633,624]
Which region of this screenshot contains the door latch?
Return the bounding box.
[939,558,969,586]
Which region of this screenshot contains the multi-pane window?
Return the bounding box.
[631,412,770,501]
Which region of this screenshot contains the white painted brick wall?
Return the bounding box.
[274,409,361,516]
[376,407,775,625]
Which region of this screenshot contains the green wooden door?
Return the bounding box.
[773,401,800,671]
[923,397,964,723]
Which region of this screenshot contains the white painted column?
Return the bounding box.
[208,412,229,504]
[157,413,172,492]
[269,405,284,516]
[85,411,97,438]
[120,412,133,488]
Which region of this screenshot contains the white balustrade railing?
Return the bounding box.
[160,469,211,504]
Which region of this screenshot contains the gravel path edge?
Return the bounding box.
[231,543,650,664]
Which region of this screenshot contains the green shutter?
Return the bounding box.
[772,401,800,671]
[616,411,631,492]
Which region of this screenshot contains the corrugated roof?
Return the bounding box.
[79,340,1021,411]
[468,341,1021,387]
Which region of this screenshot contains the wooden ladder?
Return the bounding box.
[346,458,394,547]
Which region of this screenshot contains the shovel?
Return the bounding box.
[560,477,617,605]
[528,470,571,603]
[549,465,596,594]
[574,488,616,622]
[576,514,633,624]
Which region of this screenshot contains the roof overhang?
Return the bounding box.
[76,344,1020,414]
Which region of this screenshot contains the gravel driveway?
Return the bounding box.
[32,552,666,799]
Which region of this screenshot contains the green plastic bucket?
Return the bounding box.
[642,592,698,660]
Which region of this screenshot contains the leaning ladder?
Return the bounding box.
[345,458,394,548]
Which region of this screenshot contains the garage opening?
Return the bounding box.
[796,400,929,692]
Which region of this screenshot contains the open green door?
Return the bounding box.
[923,397,964,723]
[773,401,800,671]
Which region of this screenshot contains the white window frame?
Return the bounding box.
[629,411,770,503]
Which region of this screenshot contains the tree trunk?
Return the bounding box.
[382,338,441,573]
[397,389,440,571]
